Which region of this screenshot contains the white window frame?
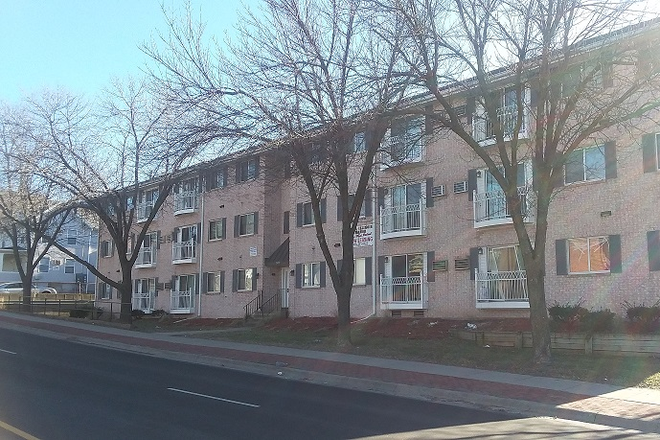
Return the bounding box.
[567,236,610,274]
[353,258,367,286]
[207,272,222,293]
[65,258,75,274]
[236,268,253,291]
[209,218,226,241]
[100,240,113,258]
[237,158,257,182]
[238,213,256,237]
[302,202,315,226]
[564,145,606,184]
[99,282,112,299]
[302,262,321,288]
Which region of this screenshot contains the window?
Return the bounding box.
[302,202,314,226]
[354,258,367,286]
[67,229,77,245]
[568,236,610,273]
[137,188,158,221]
[565,146,605,184]
[100,240,113,258]
[235,213,257,237]
[297,200,326,227]
[173,178,199,213]
[302,262,321,287]
[209,218,226,241]
[235,268,254,291]
[172,225,197,261]
[65,258,75,274]
[38,257,49,273]
[389,117,423,163]
[237,157,258,182]
[353,132,366,153]
[209,167,227,189]
[206,271,224,293]
[99,282,112,299]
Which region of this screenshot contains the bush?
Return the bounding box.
[131,309,145,319]
[622,301,660,333]
[548,301,588,323]
[579,309,616,334]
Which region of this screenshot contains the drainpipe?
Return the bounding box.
[197,186,204,317]
[371,166,378,317]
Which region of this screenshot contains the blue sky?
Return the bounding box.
[0,0,251,103]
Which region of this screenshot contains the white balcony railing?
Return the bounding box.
[170,290,194,314]
[132,291,155,313]
[380,275,428,310]
[380,202,426,239]
[136,201,155,222]
[173,191,199,214]
[172,240,196,263]
[475,270,529,309]
[473,104,527,144]
[381,134,425,168]
[473,186,535,228]
[135,247,156,268]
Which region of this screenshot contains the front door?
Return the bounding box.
[281,268,289,308]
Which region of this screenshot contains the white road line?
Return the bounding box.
[0,349,17,355]
[167,387,260,408]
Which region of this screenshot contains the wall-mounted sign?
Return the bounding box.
[353,224,373,247]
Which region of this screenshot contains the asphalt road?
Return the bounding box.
[0,328,517,440]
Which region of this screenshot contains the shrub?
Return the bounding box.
[548,301,588,323]
[622,301,660,333]
[131,309,145,319]
[579,309,616,334]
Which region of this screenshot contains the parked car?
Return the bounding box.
[0,283,57,295]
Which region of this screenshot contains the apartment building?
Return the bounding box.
[97,23,660,321]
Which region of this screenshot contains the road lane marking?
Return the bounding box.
[0,419,40,440]
[0,349,16,355]
[167,387,260,408]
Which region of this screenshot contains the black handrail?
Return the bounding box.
[244,290,281,320]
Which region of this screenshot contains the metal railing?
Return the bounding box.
[170,290,194,313]
[380,275,428,308]
[244,290,281,320]
[473,104,525,142]
[473,186,535,225]
[0,298,103,318]
[475,270,529,302]
[132,292,155,312]
[172,240,196,262]
[380,202,425,237]
[173,191,199,213]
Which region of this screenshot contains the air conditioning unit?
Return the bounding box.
[453,181,468,194]
[431,185,446,198]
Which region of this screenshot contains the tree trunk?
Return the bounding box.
[118,279,133,324]
[336,284,352,347]
[526,259,551,363]
[22,273,34,309]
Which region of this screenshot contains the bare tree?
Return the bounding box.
[378,0,660,362]
[0,104,73,304]
[143,0,415,343]
[17,83,206,323]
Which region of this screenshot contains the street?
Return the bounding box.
[0,328,656,439]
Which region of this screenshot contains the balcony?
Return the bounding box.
[381,134,425,169]
[472,104,528,146]
[132,291,155,313]
[173,191,199,215]
[380,203,426,240]
[170,290,194,314]
[380,275,428,310]
[134,247,156,268]
[136,201,155,223]
[172,241,196,264]
[475,270,529,309]
[473,186,535,228]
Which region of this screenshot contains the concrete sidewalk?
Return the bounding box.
[0,311,659,435]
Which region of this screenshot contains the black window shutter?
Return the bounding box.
[365,257,372,285]
[223,167,228,186]
[232,270,238,292]
[220,271,225,293]
[171,275,176,291]
[201,273,208,294]
[556,239,568,275]
[205,172,212,192]
[254,156,260,178]
[196,223,201,242]
[378,188,385,209]
[424,104,434,135]
[469,247,479,280]
[296,203,303,227]
[320,199,327,223]
[378,256,385,279]
[467,169,477,201]
[155,277,159,297]
[252,268,257,291]
[608,235,622,273]
[336,196,343,221]
[364,190,372,217]
[604,142,617,179]
[642,133,657,173]
[221,218,227,239]
[426,178,434,208]
[427,251,435,282]
[253,212,259,234]
[156,230,161,249]
[234,215,240,237]
[172,230,177,242]
[283,211,290,234]
[647,231,660,271]
[319,262,326,287]
[108,285,112,300]
[295,264,302,288]
[235,163,240,183]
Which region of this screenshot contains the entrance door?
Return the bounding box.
[281,268,289,308]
